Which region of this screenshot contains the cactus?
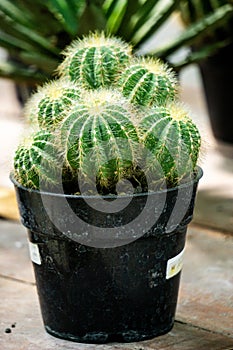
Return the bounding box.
[14,130,62,190]
[139,103,201,186]
[60,89,139,194]
[24,80,81,129]
[58,32,132,89]
[118,58,177,106]
[13,33,201,194]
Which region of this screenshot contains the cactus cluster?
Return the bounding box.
[14,32,201,195]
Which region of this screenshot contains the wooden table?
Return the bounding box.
[0,220,232,350]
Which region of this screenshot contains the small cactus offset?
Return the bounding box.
[58,32,132,89]
[25,80,81,130]
[13,32,201,194]
[118,58,177,106]
[139,103,201,186]
[14,130,62,190]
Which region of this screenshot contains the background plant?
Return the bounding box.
[0,0,232,85]
[177,0,233,68]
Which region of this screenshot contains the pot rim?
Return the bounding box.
[10,166,203,200]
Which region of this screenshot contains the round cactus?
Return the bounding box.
[24,80,81,130]
[118,57,177,106]
[13,33,201,195]
[59,89,139,194]
[139,103,201,186]
[14,130,62,190]
[57,32,132,89]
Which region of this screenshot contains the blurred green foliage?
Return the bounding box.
[0,0,232,83]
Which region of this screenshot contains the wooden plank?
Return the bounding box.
[0,220,34,284]
[1,221,233,336]
[193,189,233,233]
[177,226,233,336]
[1,278,233,350]
[0,188,19,221]
[191,143,233,234]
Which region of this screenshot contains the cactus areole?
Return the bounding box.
[11,33,202,343]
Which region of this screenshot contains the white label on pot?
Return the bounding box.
[28,241,41,265]
[166,248,185,280]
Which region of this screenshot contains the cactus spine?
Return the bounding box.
[58,32,132,89]
[14,32,201,194]
[118,58,177,106]
[139,104,201,186]
[60,89,139,194]
[25,80,80,130]
[14,130,61,190]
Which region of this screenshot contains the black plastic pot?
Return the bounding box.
[12,168,202,343]
[198,42,233,144]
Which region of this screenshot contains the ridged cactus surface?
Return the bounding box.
[14,32,201,194]
[25,80,80,129]
[60,89,139,193]
[139,104,201,185]
[14,130,61,190]
[118,58,177,106]
[58,33,132,89]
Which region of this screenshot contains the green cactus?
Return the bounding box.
[57,32,132,89]
[139,103,201,186]
[118,57,177,106]
[24,80,81,129]
[14,130,61,190]
[60,89,139,194]
[13,33,201,194]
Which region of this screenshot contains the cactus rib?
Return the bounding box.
[58,32,132,89]
[14,130,61,189]
[14,32,201,194]
[139,104,201,186]
[118,57,177,106]
[60,89,139,193]
[25,80,81,129]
